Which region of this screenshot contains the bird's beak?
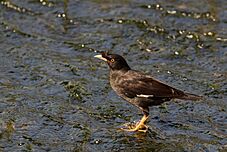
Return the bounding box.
[94,55,107,62]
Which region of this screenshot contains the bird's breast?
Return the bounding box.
[109,70,127,97]
[109,72,120,92]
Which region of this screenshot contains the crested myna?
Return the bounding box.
[95,52,202,132]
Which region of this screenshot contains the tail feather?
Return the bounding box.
[178,93,203,101]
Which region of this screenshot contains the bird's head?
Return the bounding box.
[94,51,131,71]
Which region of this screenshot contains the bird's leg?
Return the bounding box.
[121,107,149,132]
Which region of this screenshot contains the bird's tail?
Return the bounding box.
[178,93,203,101]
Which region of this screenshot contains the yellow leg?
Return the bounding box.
[122,115,149,132]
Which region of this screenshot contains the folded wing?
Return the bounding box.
[118,71,185,99]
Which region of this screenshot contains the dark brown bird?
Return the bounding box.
[94,51,202,132]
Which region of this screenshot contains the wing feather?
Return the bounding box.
[117,70,185,99]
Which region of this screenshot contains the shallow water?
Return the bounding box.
[0,0,226,151]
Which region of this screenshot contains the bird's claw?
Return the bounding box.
[121,122,148,132]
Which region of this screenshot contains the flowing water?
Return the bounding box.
[0,0,226,151]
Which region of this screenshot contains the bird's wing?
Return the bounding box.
[118,71,185,99]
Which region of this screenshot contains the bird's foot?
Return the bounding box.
[121,122,148,132]
[120,115,149,132]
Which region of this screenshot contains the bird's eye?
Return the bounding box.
[110,59,115,63]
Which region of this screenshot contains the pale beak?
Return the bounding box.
[94,55,107,62]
